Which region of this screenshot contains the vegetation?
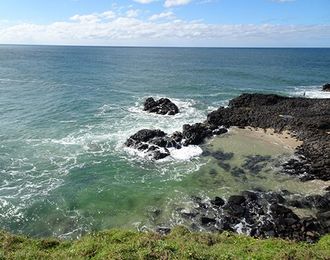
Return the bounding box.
[1,226,330,259]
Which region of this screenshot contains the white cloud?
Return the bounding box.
[101,11,116,20]
[133,0,155,3]
[149,11,175,21]
[164,0,192,8]
[0,11,329,47]
[70,14,100,23]
[126,9,140,18]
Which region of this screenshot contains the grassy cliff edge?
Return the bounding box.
[1,227,330,259]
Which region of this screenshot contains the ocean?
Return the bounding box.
[0,45,329,238]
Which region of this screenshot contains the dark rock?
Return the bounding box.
[171,131,183,143]
[228,195,246,205]
[155,227,171,235]
[201,216,216,225]
[241,191,259,201]
[210,197,225,207]
[264,192,286,204]
[288,192,330,212]
[213,127,228,135]
[173,190,329,242]
[152,150,170,160]
[144,97,179,115]
[182,123,213,145]
[125,129,172,160]
[322,83,330,92]
[126,129,166,146]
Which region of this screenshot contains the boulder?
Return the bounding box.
[322,83,330,92]
[144,97,179,115]
[125,129,171,160]
[125,129,166,146]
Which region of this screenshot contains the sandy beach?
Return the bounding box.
[230,126,303,151]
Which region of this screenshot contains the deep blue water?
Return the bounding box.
[0,45,329,238]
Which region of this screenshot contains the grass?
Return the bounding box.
[1,226,330,259]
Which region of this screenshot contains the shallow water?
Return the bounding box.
[0,46,330,238]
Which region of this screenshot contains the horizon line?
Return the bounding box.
[0,43,329,49]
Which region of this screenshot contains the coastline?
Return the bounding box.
[125,93,330,242]
[1,93,329,249]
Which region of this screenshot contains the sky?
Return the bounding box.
[0,0,329,47]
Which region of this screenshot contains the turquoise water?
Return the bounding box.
[0,46,330,238]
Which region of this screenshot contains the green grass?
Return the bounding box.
[1,227,330,259]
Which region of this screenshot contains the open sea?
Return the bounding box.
[0,45,330,238]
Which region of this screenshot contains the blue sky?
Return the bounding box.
[0,0,329,46]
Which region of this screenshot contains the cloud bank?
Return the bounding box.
[0,9,329,47]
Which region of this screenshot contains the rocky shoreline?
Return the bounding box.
[126,93,330,242]
[127,93,330,181]
[173,189,330,242]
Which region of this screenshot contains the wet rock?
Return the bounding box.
[180,208,199,219]
[322,83,330,92]
[241,191,259,201]
[201,216,216,225]
[210,196,225,207]
[155,227,171,235]
[144,97,179,115]
[173,190,329,242]
[126,129,166,146]
[228,195,246,205]
[153,150,170,160]
[264,192,286,204]
[125,129,184,159]
[171,131,183,143]
[182,123,228,146]
[288,192,330,212]
[212,127,228,135]
[182,123,213,145]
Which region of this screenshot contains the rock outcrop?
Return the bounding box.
[144,97,179,115]
[125,125,228,160]
[177,190,330,242]
[323,83,330,92]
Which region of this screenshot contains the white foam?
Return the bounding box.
[169,146,203,161]
[290,85,330,99]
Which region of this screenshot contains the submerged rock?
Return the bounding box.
[144,97,179,115]
[242,155,271,174]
